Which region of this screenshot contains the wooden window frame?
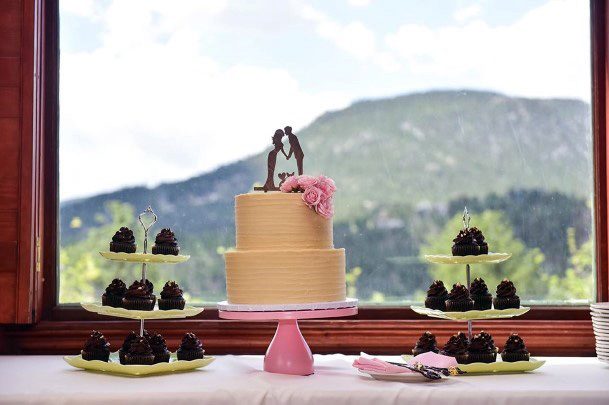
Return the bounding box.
[1,0,607,356]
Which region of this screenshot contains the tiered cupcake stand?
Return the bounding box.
[64,206,214,376]
[408,251,545,374]
[218,299,358,375]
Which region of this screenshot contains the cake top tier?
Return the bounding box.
[234,192,334,251]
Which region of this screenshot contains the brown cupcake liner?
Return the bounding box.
[119,348,127,364]
[501,351,530,362]
[472,294,492,310]
[102,293,124,308]
[465,352,497,364]
[122,297,156,311]
[479,244,489,254]
[152,245,180,256]
[412,348,439,357]
[177,349,204,361]
[153,350,171,364]
[109,241,137,253]
[452,244,480,256]
[441,352,468,364]
[493,296,520,310]
[425,296,447,311]
[124,353,155,365]
[445,299,474,312]
[81,349,110,362]
[158,297,185,310]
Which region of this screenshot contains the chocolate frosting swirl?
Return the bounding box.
[154,228,178,247]
[453,229,477,246]
[496,279,518,298]
[160,281,183,299]
[469,278,490,296]
[128,337,153,355]
[179,333,203,351]
[148,332,168,353]
[503,333,528,354]
[121,331,138,351]
[447,283,470,300]
[414,331,438,352]
[442,332,468,355]
[144,279,154,294]
[469,331,496,354]
[426,280,448,298]
[83,330,110,352]
[125,280,152,299]
[469,227,486,245]
[112,227,135,244]
[105,278,126,296]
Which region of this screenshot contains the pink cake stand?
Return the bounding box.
[218,305,357,376]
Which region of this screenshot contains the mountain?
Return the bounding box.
[60,90,591,243]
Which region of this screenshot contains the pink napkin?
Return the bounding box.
[407,352,458,369]
[353,356,411,374]
[353,352,458,374]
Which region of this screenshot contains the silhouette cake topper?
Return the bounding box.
[254,126,304,192]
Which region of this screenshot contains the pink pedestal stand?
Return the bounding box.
[218,307,357,376]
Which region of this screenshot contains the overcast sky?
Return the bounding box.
[59,0,590,200]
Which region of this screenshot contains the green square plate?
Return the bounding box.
[410,305,530,321]
[424,253,511,265]
[99,251,190,264]
[81,302,203,320]
[402,354,544,374]
[64,352,214,376]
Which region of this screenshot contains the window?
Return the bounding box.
[57,0,594,306]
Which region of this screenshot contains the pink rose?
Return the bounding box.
[315,197,334,219]
[317,176,336,196]
[302,186,323,208]
[280,175,300,192]
[297,175,318,189]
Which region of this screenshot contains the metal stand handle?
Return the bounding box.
[466,263,472,340]
[137,206,157,336]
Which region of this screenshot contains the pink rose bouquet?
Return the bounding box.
[280,174,336,219]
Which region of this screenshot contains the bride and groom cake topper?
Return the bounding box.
[255,126,305,192]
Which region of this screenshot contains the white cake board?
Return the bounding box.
[217,298,358,312]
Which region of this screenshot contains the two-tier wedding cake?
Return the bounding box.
[224,179,346,305]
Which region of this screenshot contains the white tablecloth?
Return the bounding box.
[1,355,608,404]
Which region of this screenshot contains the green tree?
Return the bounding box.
[545,229,594,302]
[59,201,141,303]
[420,210,546,300]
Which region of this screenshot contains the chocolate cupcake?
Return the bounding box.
[177,332,204,361]
[152,228,180,256]
[452,228,479,256]
[158,281,185,310]
[412,331,439,356]
[109,227,137,253]
[441,332,469,364]
[425,280,448,311]
[469,227,488,254]
[119,331,138,364]
[81,330,111,362]
[148,332,171,363]
[493,279,520,310]
[469,277,492,310]
[124,336,155,365]
[501,333,530,362]
[445,283,474,312]
[122,280,156,310]
[466,331,497,364]
[101,278,126,308]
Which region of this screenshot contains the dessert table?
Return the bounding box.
[1,355,608,404]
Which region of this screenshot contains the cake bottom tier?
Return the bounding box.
[225,248,346,304]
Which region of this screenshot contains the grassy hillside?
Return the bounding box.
[60,90,591,243]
